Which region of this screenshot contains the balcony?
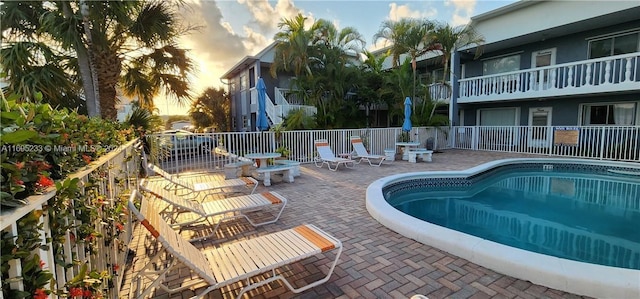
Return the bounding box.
[458,52,640,103]
[428,82,452,103]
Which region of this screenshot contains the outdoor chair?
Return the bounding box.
[128,191,342,299]
[147,163,258,200]
[313,139,355,171]
[139,179,287,241]
[350,136,386,166]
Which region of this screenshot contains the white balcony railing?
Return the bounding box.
[428,82,452,102]
[458,52,640,103]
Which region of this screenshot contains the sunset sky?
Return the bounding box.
[157,0,517,115]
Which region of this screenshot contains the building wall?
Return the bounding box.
[460,93,640,126]
[462,20,640,78]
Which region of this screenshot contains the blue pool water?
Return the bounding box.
[385,165,640,270]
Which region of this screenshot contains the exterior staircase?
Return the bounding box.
[251,87,317,126]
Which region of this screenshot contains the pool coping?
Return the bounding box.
[366,158,640,299]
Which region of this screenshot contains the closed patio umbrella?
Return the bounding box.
[402,96,412,133]
[256,77,269,154]
[256,77,269,132]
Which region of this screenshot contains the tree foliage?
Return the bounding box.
[189,87,230,132]
[1,0,196,119]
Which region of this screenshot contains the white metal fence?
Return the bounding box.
[0,140,139,299]
[147,125,639,173]
[146,127,448,173]
[452,126,639,162]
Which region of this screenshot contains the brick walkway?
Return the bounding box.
[121,149,592,299]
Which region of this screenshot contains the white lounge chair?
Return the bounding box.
[147,163,258,200]
[139,179,287,241]
[128,191,342,299]
[313,139,355,171]
[350,136,386,166]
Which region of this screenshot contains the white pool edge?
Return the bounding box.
[366,158,640,299]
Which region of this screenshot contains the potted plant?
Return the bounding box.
[275,145,290,159]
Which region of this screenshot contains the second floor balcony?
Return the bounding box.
[458,52,640,103]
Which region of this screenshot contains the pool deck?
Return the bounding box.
[121,149,595,299]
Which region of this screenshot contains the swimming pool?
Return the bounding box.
[366,158,640,299]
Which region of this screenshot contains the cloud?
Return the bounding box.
[388,3,421,21]
[387,2,438,21]
[445,0,476,26]
[175,0,278,95]
[237,0,302,33]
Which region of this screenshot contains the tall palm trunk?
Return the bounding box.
[61,1,99,117]
[94,48,122,120]
[80,0,101,117]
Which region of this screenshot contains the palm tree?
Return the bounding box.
[1,1,195,119]
[430,22,484,119]
[433,23,484,84]
[189,87,230,132]
[272,15,366,128]
[373,19,414,68]
[271,14,315,78]
[311,19,365,59]
[374,18,439,111]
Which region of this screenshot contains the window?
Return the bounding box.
[478,107,519,126]
[239,74,246,91]
[483,54,521,75]
[581,102,637,125]
[249,67,256,88]
[589,32,640,59]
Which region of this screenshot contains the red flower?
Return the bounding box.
[85,234,95,242]
[82,154,92,164]
[69,287,83,297]
[34,288,48,299]
[36,175,54,189]
[82,289,93,298]
[39,260,45,269]
[15,161,24,169]
[115,223,124,232]
[113,264,120,272]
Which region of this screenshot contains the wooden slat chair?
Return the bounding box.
[350,136,387,167]
[139,179,287,241]
[128,191,342,299]
[313,139,355,171]
[147,163,258,200]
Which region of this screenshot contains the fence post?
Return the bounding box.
[472,126,478,150]
[450,126,456,148]
[599,126,606,160]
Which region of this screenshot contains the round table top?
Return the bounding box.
[244,152,281,159]
[395,142,420,146]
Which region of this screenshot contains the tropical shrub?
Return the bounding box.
[1,94,134,206]
[1,93,136,298]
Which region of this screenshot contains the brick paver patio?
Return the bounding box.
[121,149,592,299]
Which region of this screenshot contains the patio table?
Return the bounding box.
[395,142,420,161]
[244,152,281,168]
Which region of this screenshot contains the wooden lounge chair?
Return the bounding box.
[350,136,386,166]
[313,139,355,171]
[147,163,258,200]
[139,179,287,241]
[128,191,342,299]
